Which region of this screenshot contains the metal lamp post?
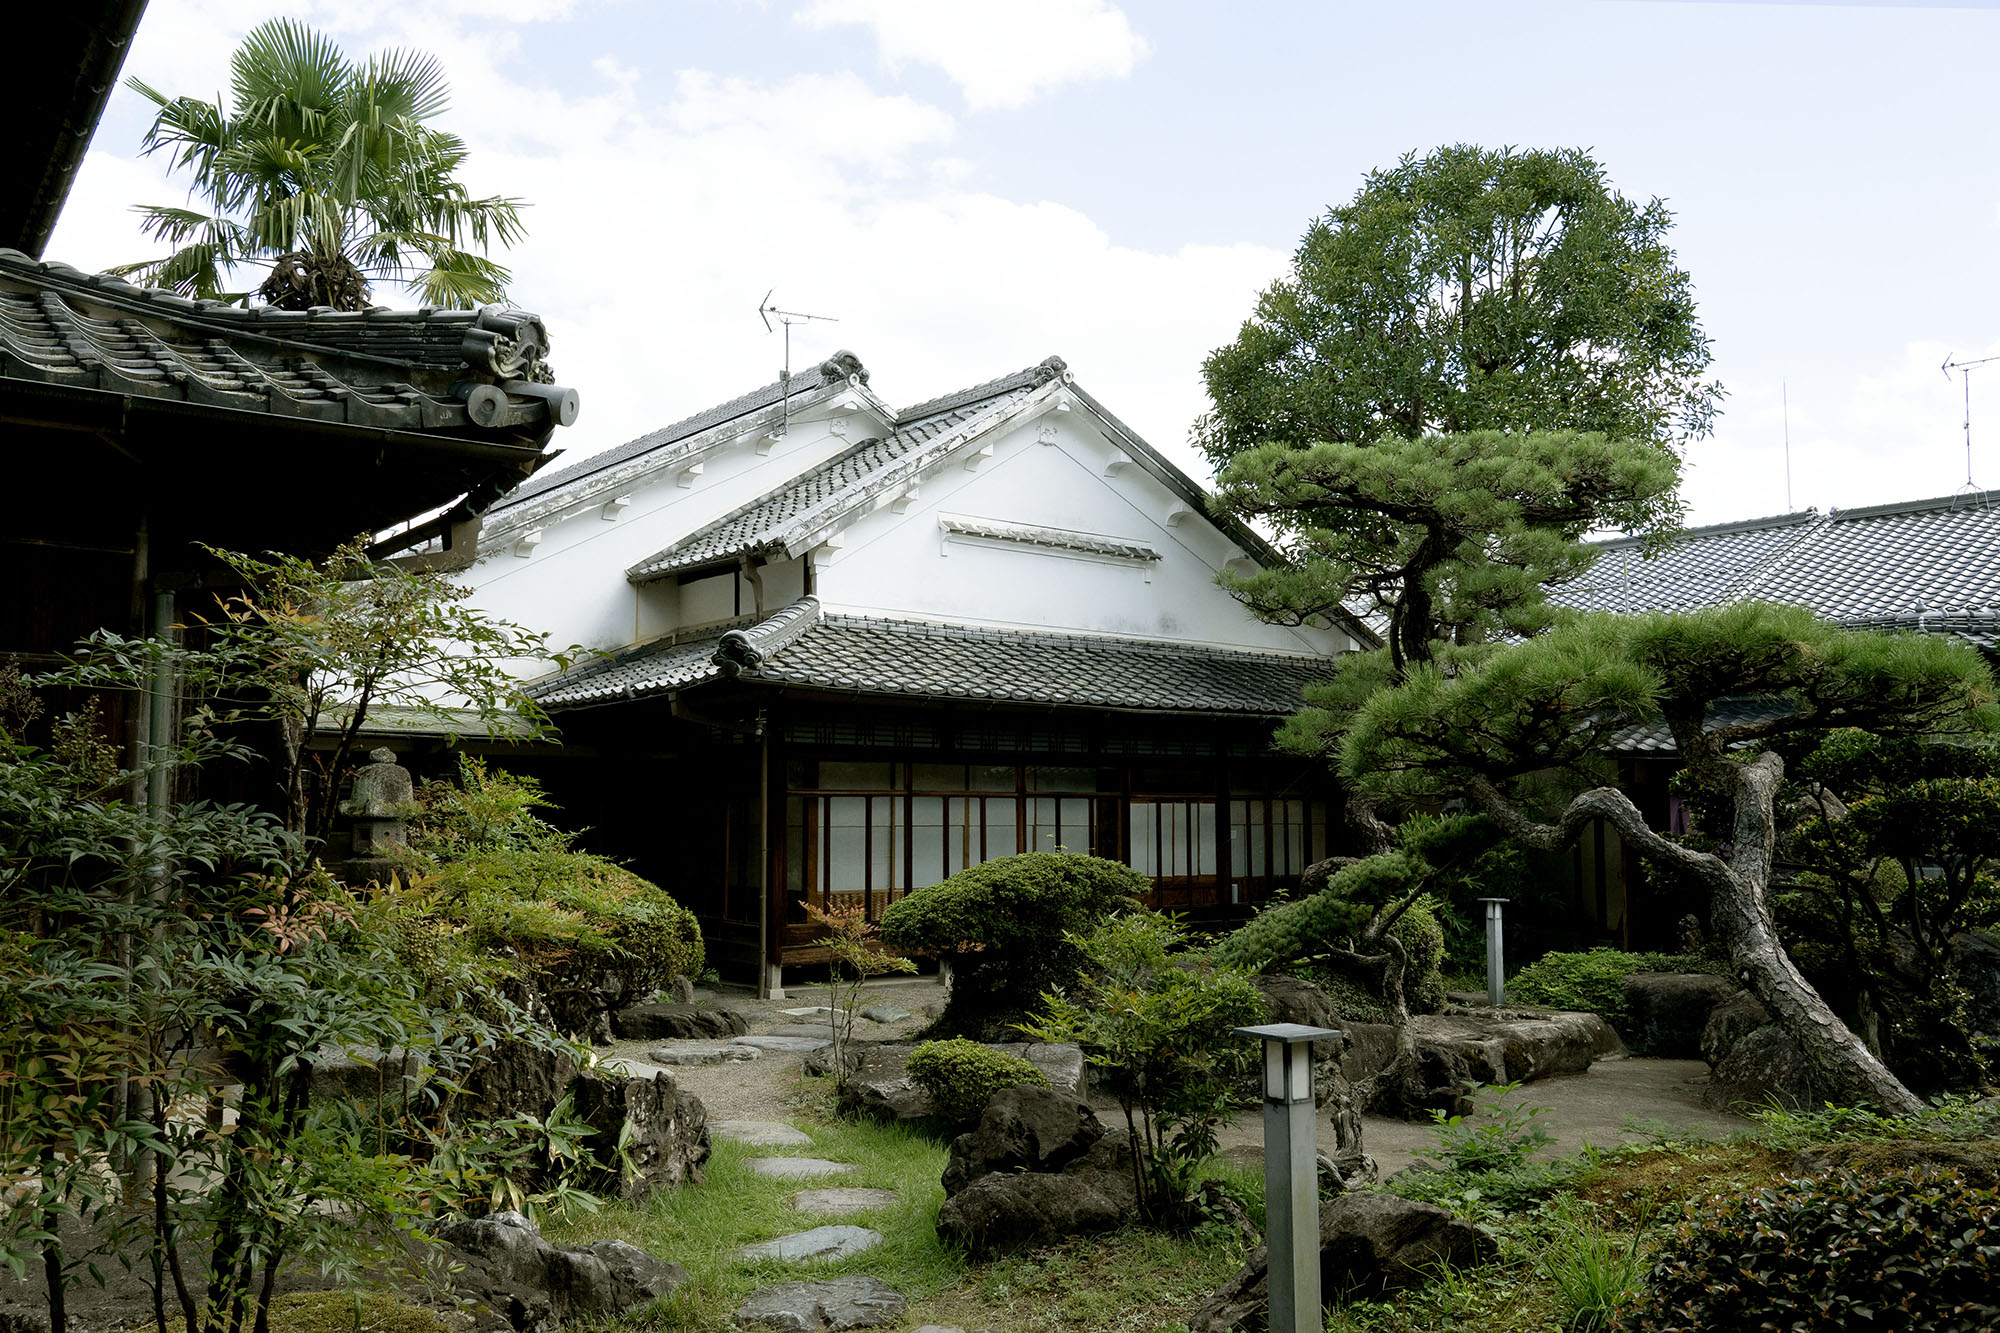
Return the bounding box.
[1478,897,1509,1008]
[1235,1022,1339,1333]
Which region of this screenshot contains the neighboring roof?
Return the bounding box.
[7,5,147,256]
[1603,696,1797,755]
[530,596,1335,717]
[0,249,577,450]
[1559,492,2000,649]
[491,350,871,515]
[626,379,1043,580]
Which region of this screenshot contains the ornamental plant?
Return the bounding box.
[1614,1167,2000,1332]
[877,851,1146,1035]
[804,899,916,1092]
[906,1038,1049,1129]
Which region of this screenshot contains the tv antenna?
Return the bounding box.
[759,290,838,439]
[1941,352,2000,503]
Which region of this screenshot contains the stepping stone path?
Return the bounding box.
[735,1035,831,1053]
[791,1187,898,1213]
[770,1023,842,1039]
[780,1006,836,1018]
[735,1277,906,1331]
[645,1041,759,1066]
[859,1003,910,1024]
[714,1119,813,1147]
[596,1056,677,1081]
[738,1224,882,1264]
[749,1158,857,1180]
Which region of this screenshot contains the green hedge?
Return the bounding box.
[1508,948,1723,1025]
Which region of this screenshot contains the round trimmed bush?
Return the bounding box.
[907,1038,1050,1128]
[1614,1167,2000,1332]
[1509,949,1722,1027]
[878,852,1146,1034]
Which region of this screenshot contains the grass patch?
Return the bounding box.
[919,1226,1249,1333]
[545,1112,956,1331]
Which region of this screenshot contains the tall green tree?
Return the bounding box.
[115,18,525,309]
[1195,144,1721,471]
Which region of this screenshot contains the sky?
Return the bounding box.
[46,0,2000,525]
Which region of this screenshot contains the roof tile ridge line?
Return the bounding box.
[622,434,893,581]
[817,610,1335,664]
[893,355,1065,424]
[500,386,857,544]
[775,378,1064,557]
[5,258,481,373]
[936,512,1162,560]
[715,596,823,674]
[1725,509,1834,603]
[1829,489,2000,522]
[1587,509,1821,552]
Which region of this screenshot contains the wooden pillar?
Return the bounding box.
[761,710,785,999]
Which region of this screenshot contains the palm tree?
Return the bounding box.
[113,19,526,310]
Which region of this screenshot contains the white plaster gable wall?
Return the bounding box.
[816,411,1350,658]
[464,406,884,671]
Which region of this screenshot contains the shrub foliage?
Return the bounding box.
[877,851,1145,1033]
[906,1038,1049,1129]
[1508,949,1722,1027]
[1615,1167,2000,1332]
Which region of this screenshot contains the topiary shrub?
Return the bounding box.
[907,1038,1049,1129]
[1615,1167,2000,1332]
[1509,949,1723,1027]
[1392,895,1449,1014]
[387,759,703,1033]
[878,851,1145,1034]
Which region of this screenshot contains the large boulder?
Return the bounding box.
[458,1037,579,1127]
[568,1068,710,1202]
[935,1144,1138,1259]
[833,1042,1087,1128]
[1339,1023,1402,1084]
[438,1210,685,1333]
[940,1084,1106,1195]
[1190,1194,1497,1332]
[612,1002,749,1041]
[308,1045,425,1106]
[1408,1011,1611,1086]
[1619,973,1736,1058]
[1699,990,1771,1067]
[1704,1023,1819,1111]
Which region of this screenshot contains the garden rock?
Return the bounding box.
[985,1041,1086,1093]
[1365,1043,1473,1120]
[860,1003,910,1023]
[934,1140,1139,1258]
[737,1225,882,1264]
[836,1049,934,1126]
[1620,972,1736,1057]
[939,1084,1105,1195]
[569,1068,710,1201]
[714,1119,812,1146]
[1793,1137,2000,1189]
[1190,1194,1497,1331]
[1699,990,1771,1067]
[459,1035,578,1126]
[438,1210,686,1332]
[1704,1022,1818,1111]
[735,1035,833,1053]
[1338,1022,1401,1083]
[1409,1010,1608,1085]
[647,1040,759,1066]
[792,1187,899,1213]
[307,1045,424,1105]
[613,1002,748,1040]
[733,1276,908,1331]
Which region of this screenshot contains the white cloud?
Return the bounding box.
[49,1,1264,490]
[794,0,1149,110]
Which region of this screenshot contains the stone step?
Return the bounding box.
[646,1041,760,1066]
[769,1023,841,1039]
[734,1035,832,1053]
[737,1225,882,1264]
[735,1277,906,1331]
[748,1158,856,1180]
[791,1187,898,1213]
[714,1120,812,1147]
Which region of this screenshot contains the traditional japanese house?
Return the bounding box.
[459,352,1373,993]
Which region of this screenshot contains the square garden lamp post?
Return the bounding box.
[1235,1021,1340,1333]
[1478,897,1509,1007]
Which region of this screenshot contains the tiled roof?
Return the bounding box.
[625,380,1045,581]
[1602,696,1798,755]
[527,617,754,707]
[494,351,870,512]
[0,249,574,447]
[530,597,1334,716]
[1559,493,2000,641]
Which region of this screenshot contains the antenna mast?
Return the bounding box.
[1941,351,2000,500]
[758,290,839,439]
